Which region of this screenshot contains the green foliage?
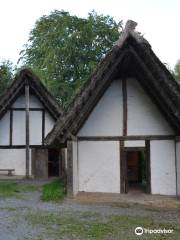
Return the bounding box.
[174,59,180,82]
[41,179,65,201]
[0,60,14,96]
[19,10,122,108]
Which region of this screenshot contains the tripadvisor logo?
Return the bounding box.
[135,226,173,236]
[135,227,143,236]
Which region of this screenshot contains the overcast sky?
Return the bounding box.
[0,0,179,69]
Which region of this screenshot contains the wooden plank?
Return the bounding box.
[78,135,175,141]
[60,148,66,179]
[124,147,145,152]
[9,110,13,146]
[145,139,151,194]
[67,140,73,197]
[175,136,180,142]
[120,140,127,193]
[32,148,48,179]
[9,108,44,111]
[0,144,66,149]
[25,83,30,178]
[122,78,127,136]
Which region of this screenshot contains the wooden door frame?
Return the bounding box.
[120,142,151,194]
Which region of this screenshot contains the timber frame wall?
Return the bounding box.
[66,79,176,196]
[4,108,47,148]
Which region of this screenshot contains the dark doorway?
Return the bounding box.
[48,149,60,177]
[126,150,147,193]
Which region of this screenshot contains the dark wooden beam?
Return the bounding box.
[122,78,127,136]
[175,136,180,142]
[9,108,44,111]
[25,83,30,178]
[67,140,73,197]
[124,147,145,151]
[120,140,127,193]
[78,135,175,141]
[145,139,151,194]
[0,145,66,149]
[60,148,66,180]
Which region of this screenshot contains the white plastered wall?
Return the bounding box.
[78,79,123,136]
[127,78,173,135]
[5,95,55,146]
[0,149,27,175]
[45,111,55,137]
[13,111,26,145]
[12,95,43,108]
[0,93,55,177]
[124,140,145,147]
[29,111,42,145]
[78,141,120,193]
[0,111,10,145]
[150,140,176,195]
[176,142,180,196]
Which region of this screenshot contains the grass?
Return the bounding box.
[41,179,65,202]
[0,181,39,198]
[25,210,180,240]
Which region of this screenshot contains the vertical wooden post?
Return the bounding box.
[25,83,30,178]
[120,140,127,193]
[145,140,151,194]
[60,148,66,179]
[67,140,73,197]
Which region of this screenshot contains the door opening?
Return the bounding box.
[48,149,60,177]
[126,150,147,193]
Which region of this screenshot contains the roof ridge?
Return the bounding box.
[115,20,150,47]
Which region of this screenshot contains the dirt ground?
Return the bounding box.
[0,181,180,240]
[73,191,180,209]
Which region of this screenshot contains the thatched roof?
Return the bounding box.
[45,20,180,146]
[0,68,63,120]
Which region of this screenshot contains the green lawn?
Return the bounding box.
[25,210,180,240]
[1,180,179,239]
[0,179,65,201]
[41,179,65,201]
[0,181,39,197]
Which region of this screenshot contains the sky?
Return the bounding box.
[0,0,179,69]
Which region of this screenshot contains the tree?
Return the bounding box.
[0,60,14,96]
[174,59,180,82]
[19,10,122,107]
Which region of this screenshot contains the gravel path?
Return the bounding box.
[0,182,180,240]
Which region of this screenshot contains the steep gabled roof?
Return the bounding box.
[45,20,180,146]
[0,68,63,120]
